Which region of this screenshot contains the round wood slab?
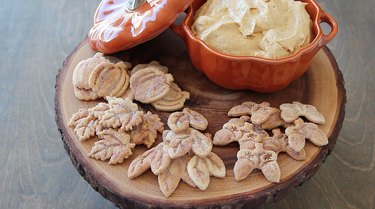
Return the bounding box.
[55,30,346,209]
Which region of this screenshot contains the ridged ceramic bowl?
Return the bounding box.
[171,0,338,92]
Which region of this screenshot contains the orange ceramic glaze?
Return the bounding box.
[171,0,338,92]
[89,0,193,54]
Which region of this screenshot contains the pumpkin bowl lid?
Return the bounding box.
[88,0,192,54]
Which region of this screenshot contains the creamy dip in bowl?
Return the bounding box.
[192,0,312,58]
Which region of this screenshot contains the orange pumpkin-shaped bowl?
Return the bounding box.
[171,0,338,92]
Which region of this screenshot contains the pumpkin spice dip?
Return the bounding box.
[192,0,312,58]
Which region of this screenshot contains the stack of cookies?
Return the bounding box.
[72,53,190,112]
[68,97,164,164]
[129,61,190,111]
[128,108,226,197]
[213,101,327,182]
[72,53,132,100]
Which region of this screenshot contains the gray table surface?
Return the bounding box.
[1,0,374,208]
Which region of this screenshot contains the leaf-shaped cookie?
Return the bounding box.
[158,158,182,197]
[214,116,268,150]
[150,143,172,175]
[127,149,154,179]
[263,129,306,161]
[213,116,251,146]
[228,101,270,117]
[68,109,98,141]
[203,152,226,178]
[165,128,212,158]
[167,112,190,133]
[234,143,280,182]
[130,111,164,148]
[280,103,301,123]
[285,118,328,152]
[191,129,213,157]
[260,161,281,183]
[88,129,135,164]
[213,129,236,146]
[128,142,171,177]
[187,156,210,190]
[167,108,208,133]
[285,146,306,161]
[99,98,143,131]
[251,107,278,125]
[162,130,173,143]
[280,101,325,124]
[158,155,195,197]
[260,109,292,130]
[187,152,226,191]
[286,128,306,152]
[228,101,278,125]
[233,158,255,181]
[89,102,110,119]
[167,130,193,159]
[302,122,328,146]
[183,108,208,131]
[75,120,97,141]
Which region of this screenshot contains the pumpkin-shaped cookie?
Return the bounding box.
[130,67,174,103]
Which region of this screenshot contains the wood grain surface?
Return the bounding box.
[55,38,344,208]
[0,0,374,209]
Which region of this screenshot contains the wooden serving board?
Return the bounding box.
[55,29,346,209]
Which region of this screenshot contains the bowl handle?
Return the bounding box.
[320,11,338,45]
[170,11,189,41]
[170,23,186,41]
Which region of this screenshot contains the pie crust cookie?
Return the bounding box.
[130,67,174,103]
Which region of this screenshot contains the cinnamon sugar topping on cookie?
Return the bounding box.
[68,109,98,141]
[263,129,306,161]
[88,129,135,164]
[280,101,325,124]
[167,108,208,133]
[285,118,328,152]
[234,143,280,182]
[68,98,163,165]
[151,83,190,111]
[89,61,131,97]
[228,101,277,124]
[130,67,174,103]
[73,52,110,90]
